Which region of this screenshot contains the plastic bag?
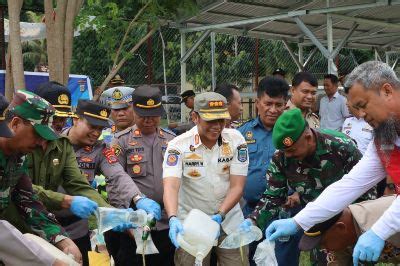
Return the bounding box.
[130,228,159,255]
[253,240,278,266]
[219,226,262,249]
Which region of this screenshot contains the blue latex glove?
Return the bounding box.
[90,179,97,189]
[265,218,299,241]
[352,230,384,265]
[112,222,136,232]
[239,218,253,233]
[169,217,184,248]
[136,197,161,221]
[70,196,98,218]
[211,214,223,224]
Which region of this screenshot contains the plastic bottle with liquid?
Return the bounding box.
[278,209,291,242]
[177,209,220,265]
[96,207,148,234]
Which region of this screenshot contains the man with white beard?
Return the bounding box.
[264,61,400,265]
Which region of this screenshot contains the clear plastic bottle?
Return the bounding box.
[278,209,291,242]
[96,207,148,234]
[219,225,262,249]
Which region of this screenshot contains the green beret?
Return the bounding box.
[273,108,307,150]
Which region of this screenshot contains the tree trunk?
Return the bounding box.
[93,27,157,101]
[7,0,24,90]
[5,43,14,100]
[63,0,77,84]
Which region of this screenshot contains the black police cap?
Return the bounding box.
[132,85,164,117]
[35,81,72,116]
[180,90,195,103]
[76,100,111,127]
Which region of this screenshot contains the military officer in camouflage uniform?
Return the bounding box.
[239,108,376,264]
[286,72,320,128]
[2,90,81,263]
[110,85,175,266]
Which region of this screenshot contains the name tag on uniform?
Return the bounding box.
[218,156,233,163]
[78,162,96,169]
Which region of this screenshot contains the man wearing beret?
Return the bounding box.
[2,90,82,263]
[163,92,249,266]
[239,108,376,264]
[110,85,175,265]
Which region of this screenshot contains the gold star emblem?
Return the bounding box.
[57,94,69,105]
[147,99,155,106]
[100,109,108,117]
[112,89,123,100]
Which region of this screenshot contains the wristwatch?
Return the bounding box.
[216,210,226,222]
[132,193,146,204]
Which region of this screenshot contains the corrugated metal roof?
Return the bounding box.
[176,0,400,50]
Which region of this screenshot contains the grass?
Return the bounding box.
[299,252,396,266]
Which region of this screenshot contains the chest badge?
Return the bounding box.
[221,143,232,156]
[130,154,143,162]
[80,157,93,163]
[129,141,138,146]
[187,169,201,178]
[53,158,60,166]
[132,164,141,174]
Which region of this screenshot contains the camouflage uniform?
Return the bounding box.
[249,128,377,230]
[0,151,67,244]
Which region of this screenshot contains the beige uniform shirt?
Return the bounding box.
[163,126,249,234]
[286,99,320,128]
[112,125,175,230]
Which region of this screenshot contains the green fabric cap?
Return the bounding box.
[272,108,307,150]
[9,90,58,140]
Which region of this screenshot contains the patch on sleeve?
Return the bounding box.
[167,154,179,166]
[102,147,118,164]
[112,144,122,156]
[237,145,248,162]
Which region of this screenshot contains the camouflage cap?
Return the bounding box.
[0,94,13,138]
[9,90,58,140]
[194,92,230,121]
[272,108,307,150]
[100,86,135,109]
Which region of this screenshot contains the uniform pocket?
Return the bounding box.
[126,153,148,177]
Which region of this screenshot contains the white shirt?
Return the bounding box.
[294,137,400,241]
[342,117,374,155]
[320,91,350,131]
[163,126,248,234]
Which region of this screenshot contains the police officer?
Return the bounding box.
[100,86,135,134]
[35,81,77,132]
[111,85,175,265]
[63,99,160,264]
[239,108,376,264]
[168,90,196,135]
[163,92,249,266]
[287,72,320,128]
[28,85,114,266]
[1,90,82,263]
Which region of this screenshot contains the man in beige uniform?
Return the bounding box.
[111,85,176,266]
[163,92,249,266]
[287,72,320,128]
